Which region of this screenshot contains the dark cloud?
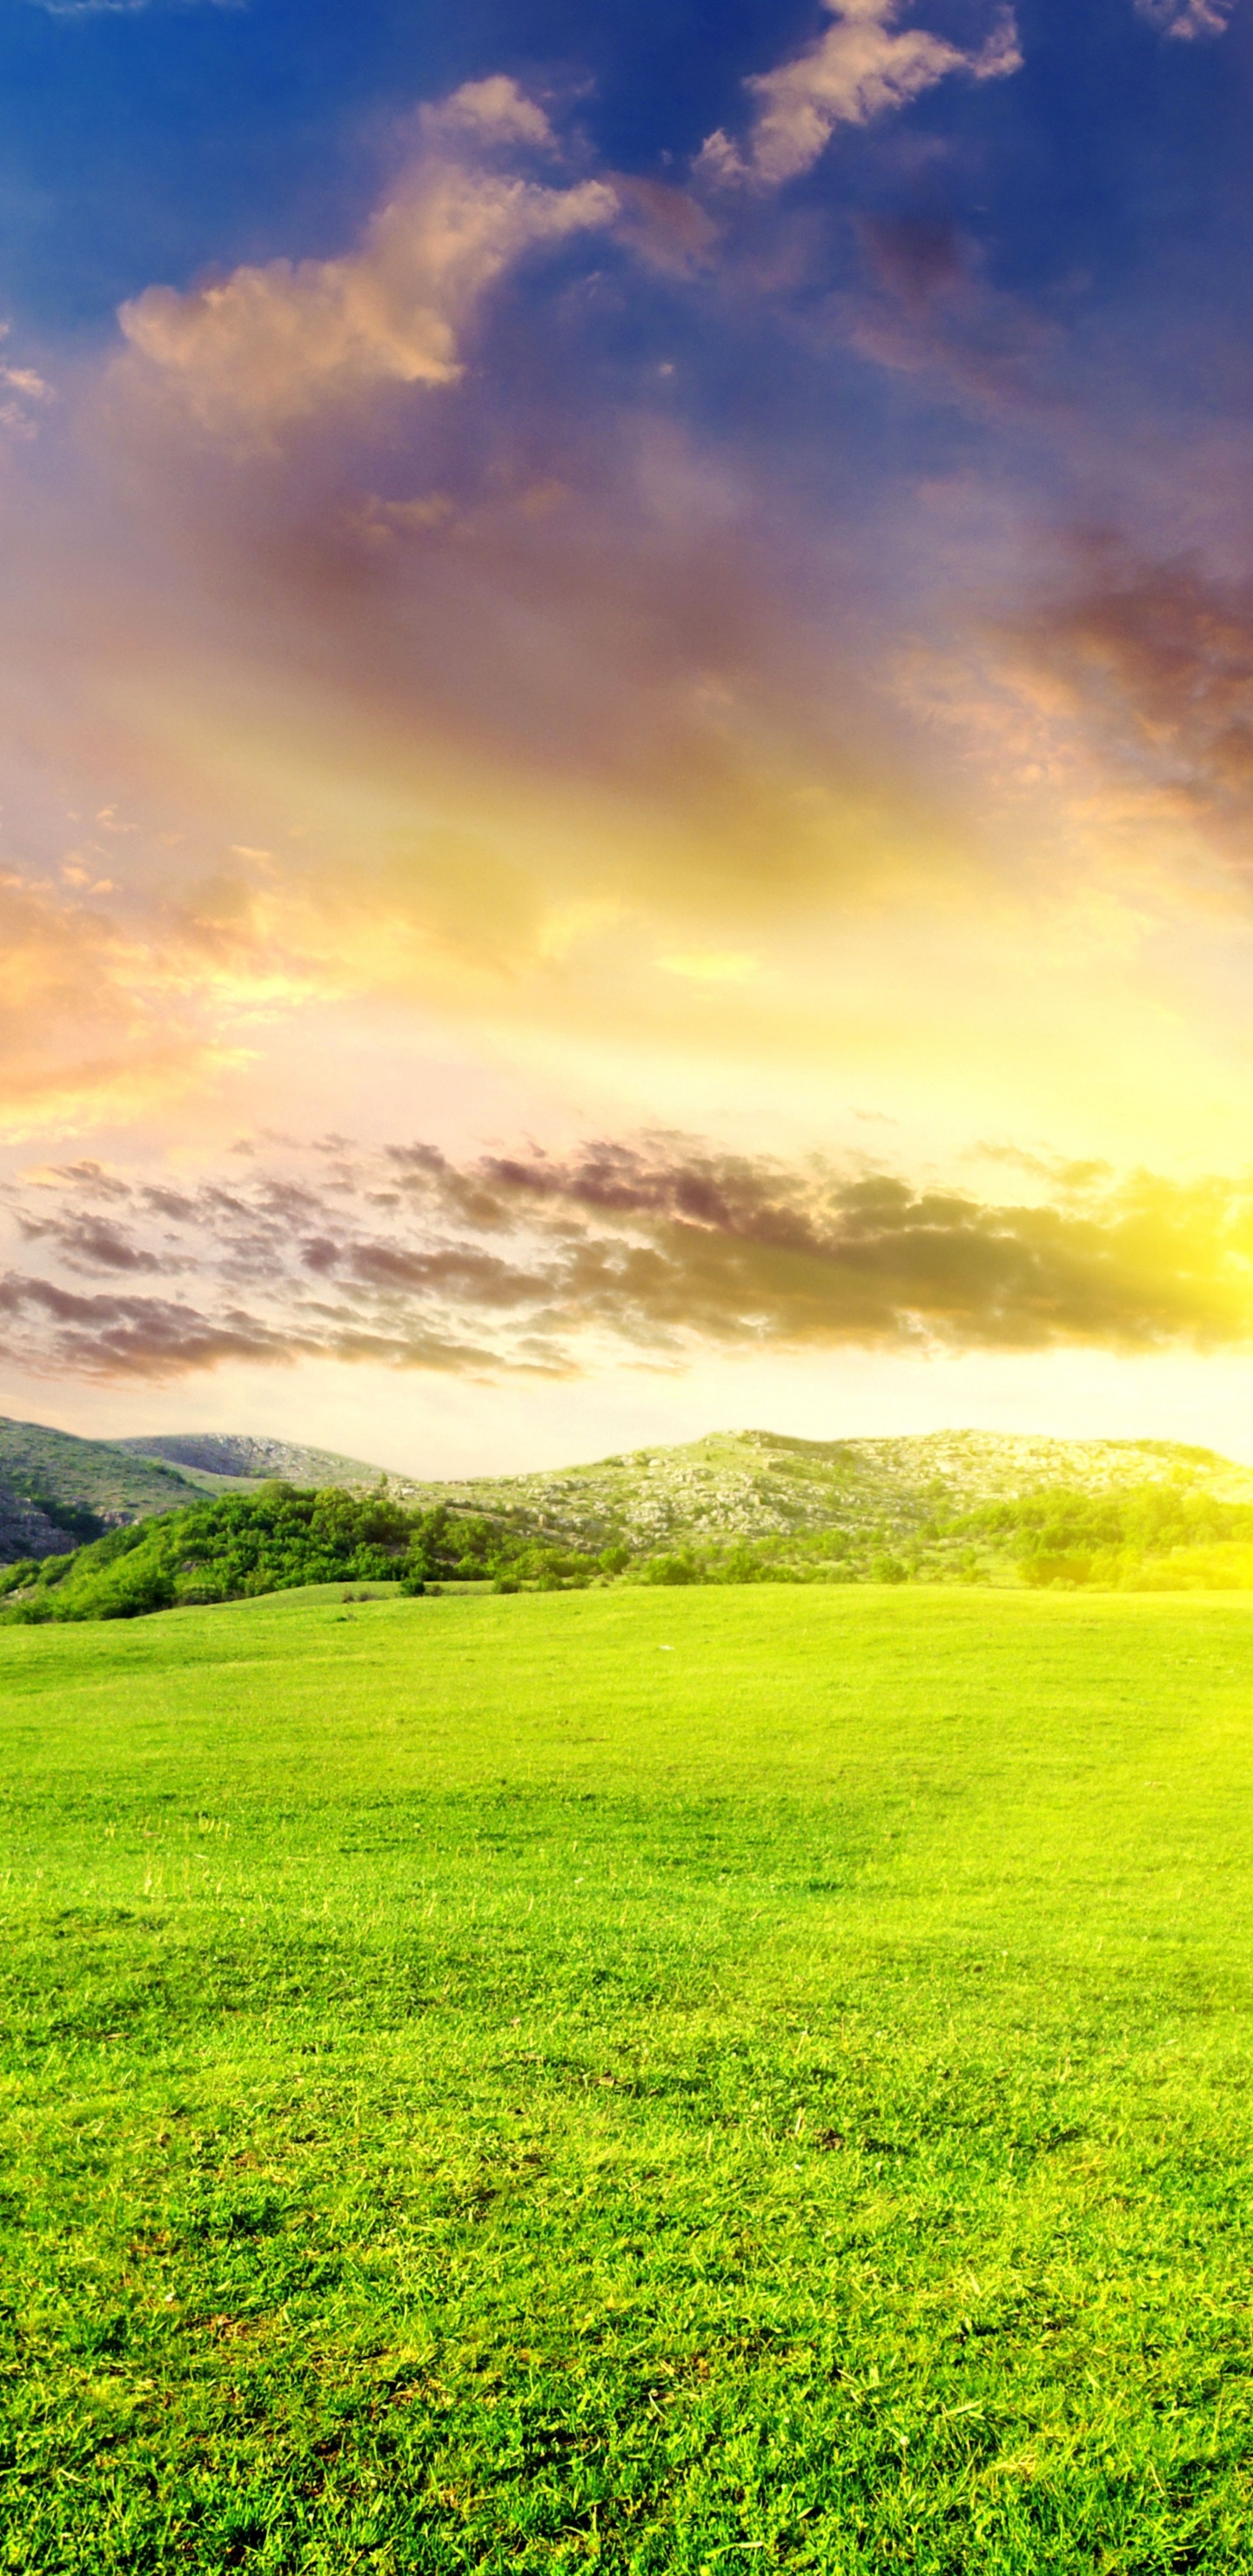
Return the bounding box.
[861,216,966,311]
[480,1141,1253,1349]
[16,1213,157,1274]
[1015,546,1253,856]
[0,1267,508,1382]
[4,1130,1253,1381]
[0,1277,295,1377]
[844,216,1064,418]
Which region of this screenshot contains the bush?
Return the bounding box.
[640,1552,704,1587]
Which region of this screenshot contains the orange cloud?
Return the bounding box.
[118,79,616,447]
[1006,544,1253,872]
[6,1133,1253,1383]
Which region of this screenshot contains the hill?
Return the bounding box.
[114,1422,1253,1548]
[387,1425,1253,1562]
[116,1431,399,1491]
[7,1412,1253,1586]
[8,1425,1253,1615]
[0,1413,210,1559]
[0,1484,606,1621]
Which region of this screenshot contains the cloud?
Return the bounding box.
[843,211,1063,414]
[1135,0,1238,36]
[118,79,616,446]
[0,57,1016,1110]
[0,42,1223,1180]
[4,1130,1253,1382]
[1009,545,1253,860]
[0,835,340,1143]
[429,75,559,152]
[31,0,241,14]
[697,0,1022,190]
[0,325,54,440]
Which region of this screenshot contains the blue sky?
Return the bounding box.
[5,1,1249,327]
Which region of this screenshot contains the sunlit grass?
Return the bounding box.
[3,1582,1253,2569]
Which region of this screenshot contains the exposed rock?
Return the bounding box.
[0,1486,77,1561]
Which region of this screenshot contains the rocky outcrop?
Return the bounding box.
[0,1486,78,1562]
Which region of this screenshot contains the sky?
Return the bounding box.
[5,0,1253,1473]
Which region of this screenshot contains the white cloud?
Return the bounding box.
[697,0,1022,189]
[422,74,559,152]
[33,2,241,17]
[118,79,615,447]
[1135,0,1237,33]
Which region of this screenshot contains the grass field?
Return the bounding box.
[4,1584,1253,2571]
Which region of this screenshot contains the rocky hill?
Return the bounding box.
[6,1414,1252,1576]
[388,1427,1253,1557]
[117,1432,392,1491]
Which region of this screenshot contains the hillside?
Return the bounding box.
[116,1423,1253,1551]
[385,1426,1253,1559]
[117,1432,397,1491]
[8,1414,1253,1577]
[7,1422,1253,1607]
[0,1414,209,1559]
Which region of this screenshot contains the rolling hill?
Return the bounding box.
[118,1423,1253,1551]
[117,1432,399,1491]
[5,1413,1253,1586]
[372,1425,1253,1557]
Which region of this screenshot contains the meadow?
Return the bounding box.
[3,1582,1253,2571]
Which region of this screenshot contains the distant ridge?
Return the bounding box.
[107,1422,1253,1553]
[6,1415,1253,1573]
[117,1432,403,1491]
[374,1426,1253,1553]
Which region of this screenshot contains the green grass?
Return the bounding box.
[4,1584,1253,2571]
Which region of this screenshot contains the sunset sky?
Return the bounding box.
[4,0,1253,1473]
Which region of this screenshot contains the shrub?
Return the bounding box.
[640,1552,704,1587]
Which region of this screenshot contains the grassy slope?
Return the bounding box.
[0,1416,204,1527]
[4,1587,1253,2570]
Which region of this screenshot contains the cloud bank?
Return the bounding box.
[3,1134,1253,1383]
